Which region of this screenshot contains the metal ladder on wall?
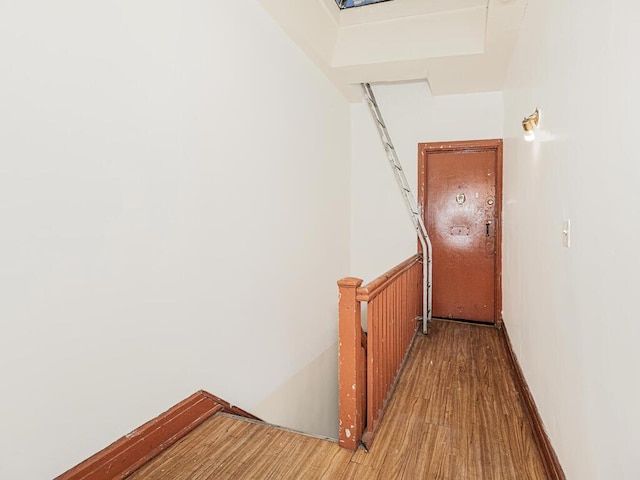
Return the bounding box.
[361,83,433,333]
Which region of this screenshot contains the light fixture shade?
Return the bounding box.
[522,108,540,141]
[524,130,535,142]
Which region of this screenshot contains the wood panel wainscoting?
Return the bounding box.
[55,391,260,480]
[338,254,422,451]
[500,323,566,480]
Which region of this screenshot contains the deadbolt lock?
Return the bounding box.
[456,193,466,205]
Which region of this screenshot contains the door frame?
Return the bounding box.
[418,139,503,326]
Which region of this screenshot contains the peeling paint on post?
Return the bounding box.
[337,277,364,451]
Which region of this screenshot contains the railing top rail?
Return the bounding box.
[356,254,421,302]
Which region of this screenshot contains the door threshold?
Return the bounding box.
[431,317,496,328]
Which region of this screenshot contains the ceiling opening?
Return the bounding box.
[260,0,526,98]
[335,0,393,9]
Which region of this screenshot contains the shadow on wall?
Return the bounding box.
[252,342,339,439]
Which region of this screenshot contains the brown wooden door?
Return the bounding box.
[419,140,502,324]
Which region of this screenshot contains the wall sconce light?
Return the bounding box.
[522,108,540,142]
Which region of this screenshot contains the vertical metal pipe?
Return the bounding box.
[361,83,432,334]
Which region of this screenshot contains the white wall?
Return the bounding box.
[0,2,350,478]
[351,81,503,282]
[503,1,640,478]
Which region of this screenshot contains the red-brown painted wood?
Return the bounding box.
[199,391,262,421]
[359,338,367,438]
[418,139,503,324]
[363,259,421,448]
[356,255,421,301]
[338,256,423,450]
[337,277,365,451]
[501,322,566,479]
[55,391,258,480]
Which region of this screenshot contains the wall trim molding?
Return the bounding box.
[55,390,259,480]
[500,323,566,480]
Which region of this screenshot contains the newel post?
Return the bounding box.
[337,277,364,450]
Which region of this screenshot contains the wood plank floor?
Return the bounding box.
[127,320,547,479]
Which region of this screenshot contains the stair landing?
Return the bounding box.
[127,320,547,479]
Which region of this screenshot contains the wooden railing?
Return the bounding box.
[337,254,423,450]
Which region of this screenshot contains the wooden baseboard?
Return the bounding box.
[199,391,261,421]
[55,390,259,480]
[500,323,566,480]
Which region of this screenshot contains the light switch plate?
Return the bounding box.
[562,219,571,248]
